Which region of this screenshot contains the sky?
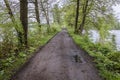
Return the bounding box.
[0,0,120,21]
[112,4,120,21]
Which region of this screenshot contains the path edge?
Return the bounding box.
[68,31,103,80]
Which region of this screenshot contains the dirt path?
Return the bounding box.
[12,29,102,80]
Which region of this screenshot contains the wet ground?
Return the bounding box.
[12,29,102,80]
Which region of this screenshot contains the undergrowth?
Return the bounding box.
[0,25,59,80]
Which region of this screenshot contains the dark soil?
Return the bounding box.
[12,29,103,80]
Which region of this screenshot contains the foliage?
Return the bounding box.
[62,4,76,27]
[51,4,61,25]
[0,22,58,80]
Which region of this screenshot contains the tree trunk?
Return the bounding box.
[46,1,50,28]
[40,0,50,33]
[34,0,41,31]
[79,0,88,35]
[4,0,24,49]
[79,12,87,34]
[74,0,80,34]
[20,0,28,48]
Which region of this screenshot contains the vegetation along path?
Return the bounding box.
[12,29,102,80]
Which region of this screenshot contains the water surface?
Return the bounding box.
[89,30,120,51]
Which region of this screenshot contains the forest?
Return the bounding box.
[0,0,120,80]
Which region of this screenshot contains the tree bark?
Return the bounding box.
[74,0,80,34]
[79,0,89,35]
[20,0,28,48]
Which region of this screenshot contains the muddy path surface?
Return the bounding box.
[12,29,102,80]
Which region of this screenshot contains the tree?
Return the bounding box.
[20,0,28,48]
[79,0,89,35]
[34,0,41,31]
[4,0,24,49]
[52,4,61,25]
[40,0,50,33]
[62,3,76,27]
[74,0,80,33]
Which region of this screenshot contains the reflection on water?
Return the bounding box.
[89,30,120,51]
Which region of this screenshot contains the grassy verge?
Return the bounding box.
[68,29,120,80]
[0,29,58,80]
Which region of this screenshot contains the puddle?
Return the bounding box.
[74,55,82,63]
[71,50,86,63]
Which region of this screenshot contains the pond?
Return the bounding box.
[89,30,120,51]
